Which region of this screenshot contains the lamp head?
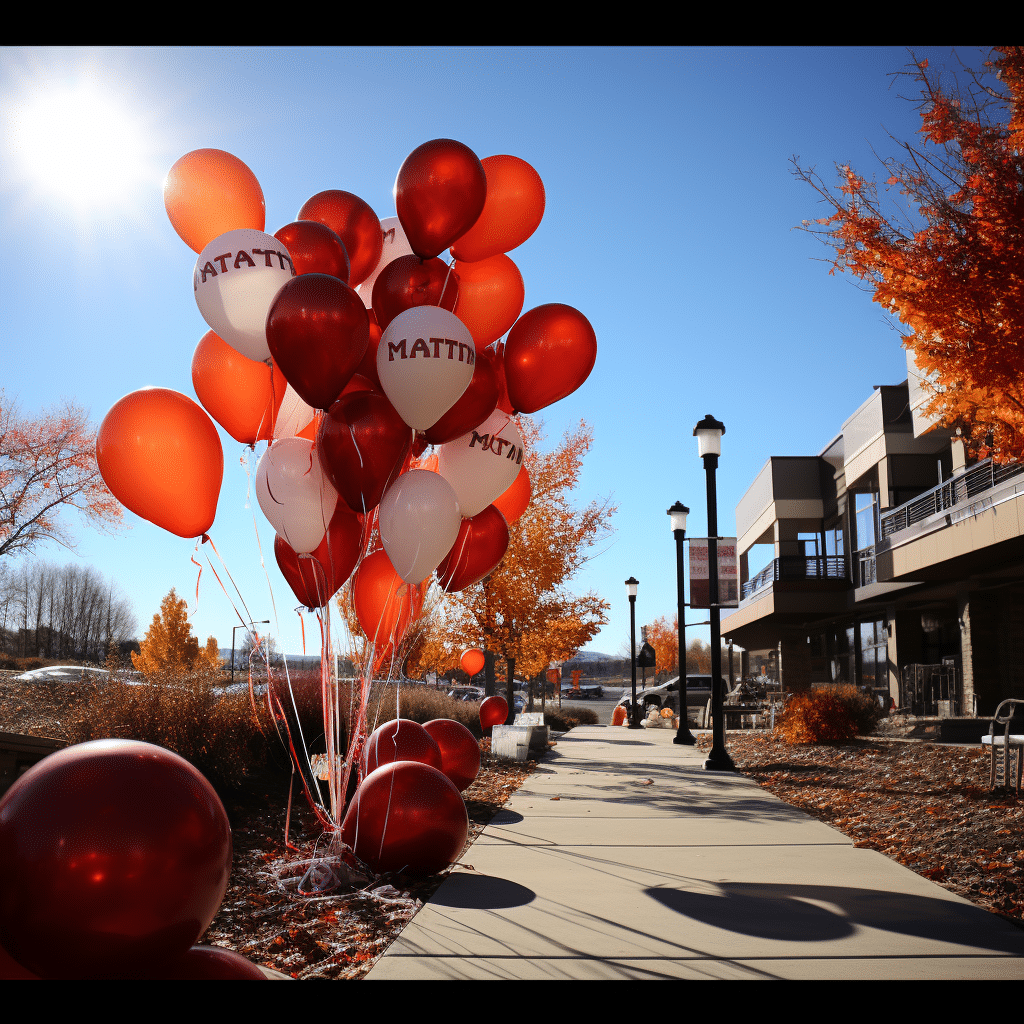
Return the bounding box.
[667,501,689,533]
[625,576,639,599]
[693,414,725,458]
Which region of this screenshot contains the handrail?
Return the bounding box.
[880,457,1024,538]
[741,555,848,599]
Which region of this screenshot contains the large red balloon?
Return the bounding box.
[449,155,545,263]
[460,648,486,676]
[142,945,267,980]
[341,761,469,876]
[97,389,223,539]
[273,220,350,282]
[296,190,383,287]
[266,274,369,411]
[422,346,499,447]
[0,740,232,980]
[275,502,362,609]
[371,254,457,332]
[163,149,265,253]
[395,139,487,259]
[491,465,531,526]
[480,695,509,731]
[503,304,597,414]
[436,505,510,592]
[423,719,481,792]
[452,254,525,348]
[318,390,412,514]
[191,330,287,445]
[362,719,443,776]
[350,550,414,661]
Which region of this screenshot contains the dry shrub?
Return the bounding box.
[70,668,272,791]
[832,684,885,736]
[774,688,857,745]
[544,706,599,731]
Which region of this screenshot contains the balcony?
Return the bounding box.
[880,458,1024,539]
[742,555,848,600]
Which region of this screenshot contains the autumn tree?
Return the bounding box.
[794,47,1024,462]
[0,393,122,558]
[131,588,220,680]
[414,417,614,715]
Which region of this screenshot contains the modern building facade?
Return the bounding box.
[722,354,1024,718]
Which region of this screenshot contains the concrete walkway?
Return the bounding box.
[364,725,1024,980]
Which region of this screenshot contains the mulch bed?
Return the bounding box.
[704,732,1024,928]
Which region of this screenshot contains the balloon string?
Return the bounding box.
[189,537,204,614]
[441,258,459,309]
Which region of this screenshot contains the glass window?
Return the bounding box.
[855,493,877,551]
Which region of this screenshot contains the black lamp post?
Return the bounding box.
[694,415,735,772]
[668,501,696,745]
[625,577,641,728]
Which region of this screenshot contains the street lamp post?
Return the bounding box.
[694,415,735,772]
[626,577,641,728]
[668,501,696,745]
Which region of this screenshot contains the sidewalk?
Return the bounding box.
[364,725,1024,980]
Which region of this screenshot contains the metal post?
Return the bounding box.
[671,506,696,745]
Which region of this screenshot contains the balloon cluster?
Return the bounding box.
[0,740,266,980]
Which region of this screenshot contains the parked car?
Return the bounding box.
[561,681,604,699]
[615,675,714,715]
[447,685,485,702]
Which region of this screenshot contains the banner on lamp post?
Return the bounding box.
[688,538,738,609]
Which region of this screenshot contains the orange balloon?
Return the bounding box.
[492,466,531,526]
[461,648,485,676]
[351,550,413,663]
[452,255,525,348]
[163,149,265,253]
[97,389,224,539]
[191,331,287,445]
[449,155,545,263]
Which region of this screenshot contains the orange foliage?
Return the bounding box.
[774,690,857,745]
[794,47,1024,462]
[131,589,221,679]
[0,392,122,557]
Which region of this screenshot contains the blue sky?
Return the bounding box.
[0,45,993,663]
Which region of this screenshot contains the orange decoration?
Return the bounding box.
[461,648,485,676]
[351,549,413,665]
[191,331,286,445]
[449,155,545,263]
[452,255,525,348]
[163,149,265,253]
[491,466,531,526]
[97,389,223,539]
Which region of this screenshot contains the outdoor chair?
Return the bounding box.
[982,699,1024,793]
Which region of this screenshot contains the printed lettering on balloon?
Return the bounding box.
[468,430,523,464]
[386,337,476,365]
[194,249,296,289]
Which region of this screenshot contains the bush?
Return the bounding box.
[544,706,599,731]
[774,688,857,745]
[832,684,885,736]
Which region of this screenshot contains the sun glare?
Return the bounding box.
[4,71,160,220]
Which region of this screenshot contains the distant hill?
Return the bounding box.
[568,651,616,662]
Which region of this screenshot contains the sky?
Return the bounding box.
[0,45,995,665]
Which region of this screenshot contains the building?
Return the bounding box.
[722,353,1024,718]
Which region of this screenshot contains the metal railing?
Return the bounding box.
[880,457,1024,539]
[742,555,848,600]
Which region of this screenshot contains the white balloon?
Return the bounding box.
[437,409,524,518]
[194,228,295,362]
[378,470,462,584]
[255,437,338,554]
[356,216,414,309]
[377,306,475,431]
[273,384,316,441]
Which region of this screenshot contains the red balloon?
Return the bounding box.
[341,761,469,876]
[318,390,412,514]
[273,220,351,282]
[480,695,508,731]
[490,341,515,414]
[0,940,37,979]
[503,304,597,414]
[97,389,223,539]
[357,312,384,391]
[275,502,362,609]
[423,719,481,792]
[421,345,499,446]
[371,254,457,332]
[266,274,369,411]
[362,719,443,776]
[142,945,267,980]
[492,466,531,526]
[296,190,383,287]
[452,255,525,347]
[449,154,545,263]
[0,739,232,980]
[350,550,414,662]
[395,139,487,259]
[436,505,510,592]
[460,648,486,676]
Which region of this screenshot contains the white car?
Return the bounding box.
[615,675,715,715]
